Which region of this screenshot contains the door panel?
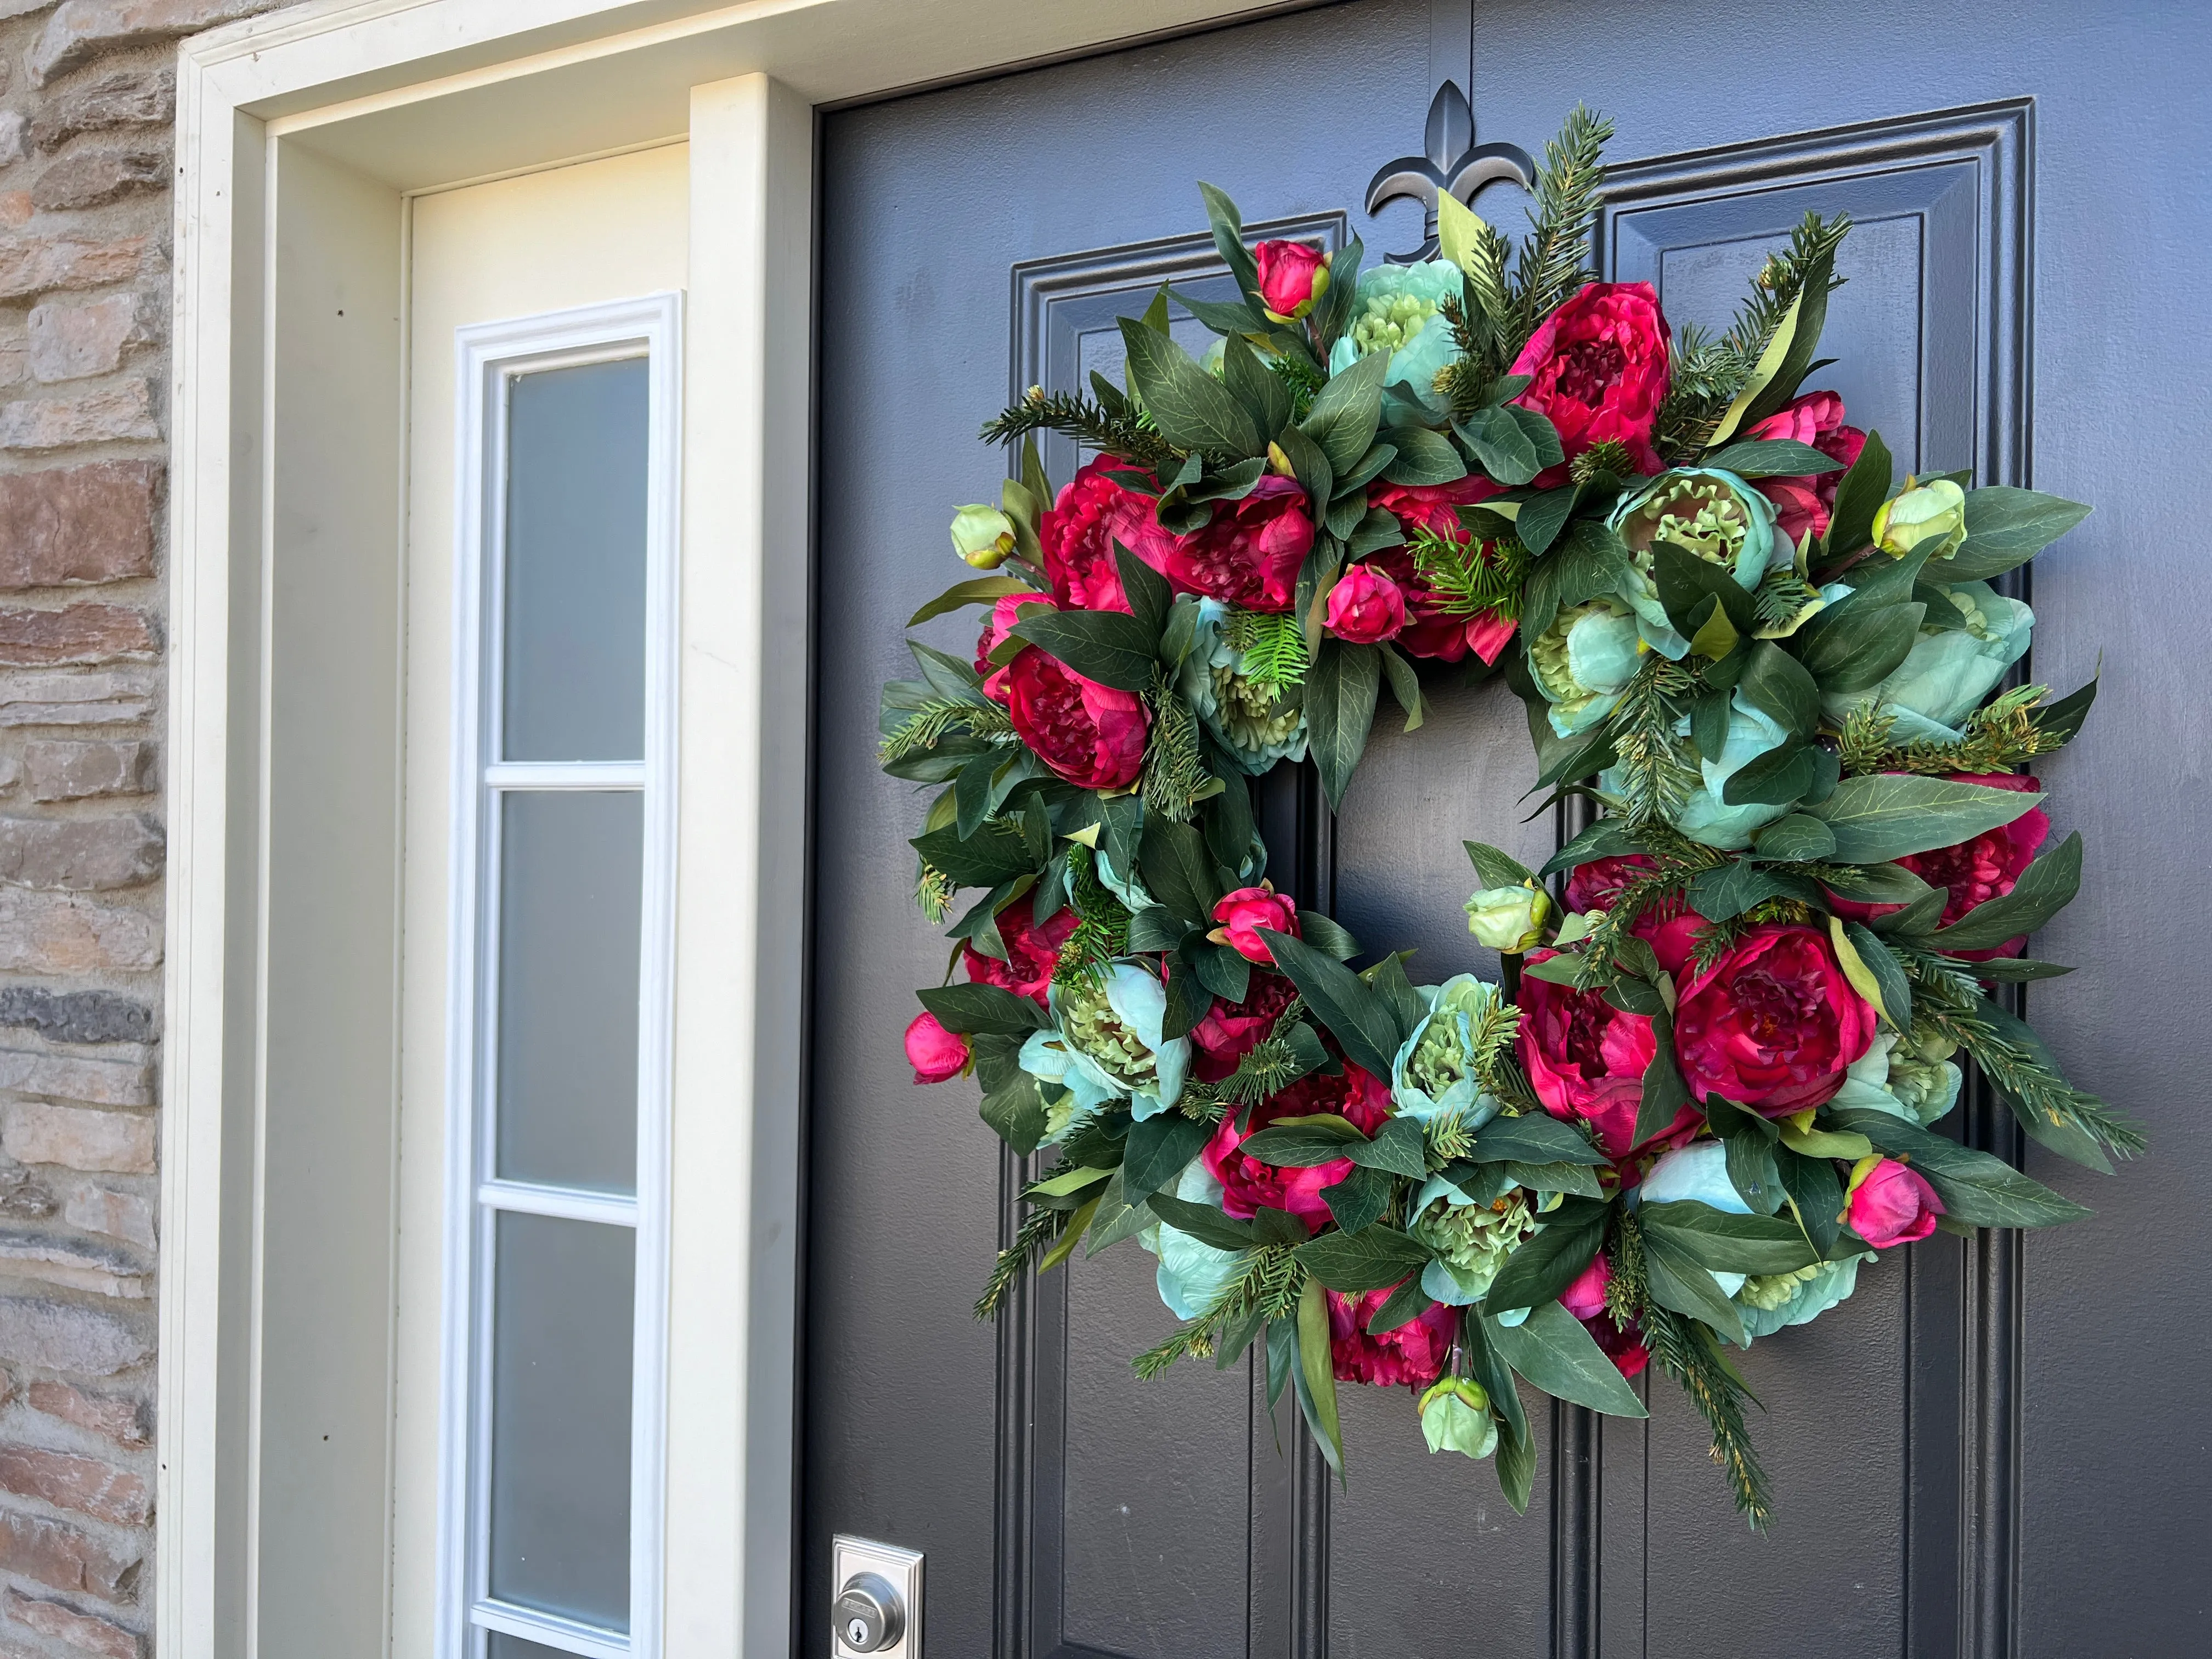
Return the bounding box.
[811,3,2211,1656]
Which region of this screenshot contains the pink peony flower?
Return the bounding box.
[1743,390,1867,546]
[1203,1060,1391,1231]
[973,590,1056,703]
[1846,1156,1945,1248]
[1156,475,1315,613]
[1517,948,1697,1159]
[1328,1287,1455,1387]
[1559,1253,1613,1321]
[1208,883,1300,965]
[1509,281,1672,484]
[1673,924,1878,1115]
[1038,455,1172,614]
[904,1012,969,1084]
[1366,478,1517,663]
[961,903,1079,1006]
[1254,239,1328,321]
[1189,970,1298,1082]
[1827,772,2049,961]
[1564,854,1704,976]
[1003,646,1149,790]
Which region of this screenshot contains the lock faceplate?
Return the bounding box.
[831,1536,923,1659]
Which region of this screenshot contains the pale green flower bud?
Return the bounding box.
[950,504,1018,569]
[1465,881,1551,953]
[1419,1376,1498,1459]
[1871,477,1967,560]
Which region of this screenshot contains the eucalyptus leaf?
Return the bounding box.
[1809,774,2044,863]
[1484,1302,1649,1418]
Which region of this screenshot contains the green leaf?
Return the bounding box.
[1138,816,1226,930]
[1149,1190,1260,1251]
[1797,601,1926,693]
[1636,1012,1692,1147]
[1649,538,1757,635]
[1958,956,2075,983]
[1378,641,1425,732]
[979,1074,1047,1154]
[1241,1115,1370,1168]
[915,981,1049,1036]
[1720,741,1819,808]
[1347,1116,1431,1180]
[1323,1162,1394,1234]
[1468,1114,1611,1167]
[1367,1272,1435,1334]
[1641,1230,1746,1346]
[1462,1313,1536,1513]
[1739,242,1836,430]
[1539,816,1640,879]
[1640,1200,1821,1275]
[1297,911,1362,960]
[1485,1302,1649,1418]
[1821,429,1893,558]
[1258,927,1400,1081]
[1689,858,1796,922]
[1009,608,1158,692]
[1826,1108,2093,1227]
[906,574,1040,629]
[1380,424,1467,487]
[1809,774,2045,863]
[1817,862,1936,905]
[1700,438,1848,478]
[2035,675,2098,747]
[1304,639,1381,811]
[1271,425,1334,506]
[1750,811,1835,861]
[1125,905,1185,954]
[1335,439,1400,500]
[1927,831,2082,952]
[1775,1147,1843,1259]
[1296,1278,1346,1475]
[1121,1111,1213,1200]
[1485,1200,1610,1312]
[1455,404,1541,486]
[1465,840,1540,888]
[1721,1128,1785,1215]
[1118,317,1262,460]
[1165,283,1267,338]
[1736,640,1821,740]
[1300,349,1391,474]
[1514,486,1576,555]
[1111,540,1172,641]
[912,819,1039,890]
[1868,884,1946,938]
[1499,1160,1605,1198]
[1709,286,1803,448]
[1293,1224,1431,1293]
[1943,487,2093,582]
[1361,951,1428,1048]
[1222,331,1291,441]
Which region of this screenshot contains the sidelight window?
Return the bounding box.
[442,297,680,1659]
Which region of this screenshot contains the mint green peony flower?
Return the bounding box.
[950,503,1017,568]
[1180,599,1308,775]
[1032,961,1190,1120]
[1391,974,1509,1124]
[1530,599,1645,736]
[1412,1182,1536,1305]
[1609,469,1782,657]
[1325,259,1464,417]
[1826,1030,1962,1127]
[1821,579,2032,744]
[1598,691,1791,850]
[1143,1161,1249,1320]
[1735,1255,1871,1341]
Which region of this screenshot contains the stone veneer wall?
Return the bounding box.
[0,1,286,1654]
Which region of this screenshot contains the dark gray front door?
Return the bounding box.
[807,3,2209,1654]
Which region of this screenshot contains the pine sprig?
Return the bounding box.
[1643,1301,1773,1530]
[981,385,1178,475]
[1224,606,1310,687]
[1724,212,1851,363]
[1654,323,1759,462]
[1409,525,1529,619]
[1133,1244,1304,1378]
[915,862,955,923]
[1838,684,2069,778]
[1603,656,1703,833]
[1142,672,1216,823]
[1053,843,1131,989]
[879,696,1015,763]
[1753,566,1824,630]
[1505,106,1613,348]
[974,1203,1069,1321]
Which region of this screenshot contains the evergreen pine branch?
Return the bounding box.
[1409,526,1529,619]
[1654,324,1758,462]
[915,862,955,923]
[1753,567,1823,629]
[1268,353,1328,422]
[1505,106,1613,348]
[1141,672,1216,823]
[981,386,1178,474]
[1839,684,2067,777]
[1053,844,1131,989]
[1602,656,1702,834]
[879,696,1015,763]
[1425,1109,1476,1168]
[1133,1244,1304,1378]
[974,1204,1068,1321]
[1723,211,1852,361]
[1643,1301,1773,1530]
[1225,607,1310,687]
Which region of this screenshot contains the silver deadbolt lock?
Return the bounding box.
[832,1535,923,1658]
[834,1571,902,1652]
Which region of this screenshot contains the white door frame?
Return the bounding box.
[162,2,1311,1655]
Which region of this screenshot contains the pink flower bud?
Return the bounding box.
[1207,883,1301,965]
[1254,240,1329,323]
[1844,1156,1944,1248]
[1324,563,1409,644]
[904,1012,970,1084]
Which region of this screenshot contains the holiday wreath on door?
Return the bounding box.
[879,108,2132,1526]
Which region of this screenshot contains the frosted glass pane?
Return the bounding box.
[496,792,641,1192]
[502,357,648,761]
[488,1212,634,1629]
[487,1634,583,1659]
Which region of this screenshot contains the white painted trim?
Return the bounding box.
[472,1600,632,1659]
[163,4,1278,1656]
[441,292,681,1659]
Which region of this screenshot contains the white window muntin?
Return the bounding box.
[441,293,681,1659]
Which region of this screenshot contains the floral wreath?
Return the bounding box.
[882,109,2133,1525]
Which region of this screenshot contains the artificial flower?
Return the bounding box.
[1328,1286,1455,1387]
[1157,476,1314,612]
[1324,563,1408,644]
[1827,772,2049,958]
[1464,882,1551,954]
[1180,598,1308,774]
[1610,467,1781,656]
[1419,1376,1498,1458]
[1517,947,1697,1158]
[949,503,1017,568]
[1821,580,2033,744]
[904,1012,969,1084]
[1037,454,1167,613]
[1188,970,1298,1082]
[1032,960,1190,1120]
[1529,598,1643,736]
[1673,923,1878,1114]
[1003,644,1149,789]
[1253,239,1329,321]
[1203,1059,1391,1230]
[1327,259,1464,417]
[1844,1155,1945,1247]
[1392,974,1509,1123]
[961,902,1079,1005]
[1509,280,1671,482]
[1208,882,1300,964]
[1872,476,1967,561]
[1365,478,1518,663]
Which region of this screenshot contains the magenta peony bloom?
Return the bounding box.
[1517,947,1697,1158]
[1324,563,1409,644]
[1743,390,1867,546]
[1208,882,1300,965]
[1846,1156,1945,1247]
[1673,924,1878,1115]
[973,590,1054,703]
[1039,455,1170,614]
[1328,1287,1455,1387]
[961,903,1078,1006]
[1564,854,1703,976]
[1365,478,1517,664]
[1156,475,1314,613]
[1003,646,1149,790]
[904,1012,969,1084]
[1203,1060,1391,1231]
[1189,970,1298,1082]
[1254,239,1329,321]
[1559,1252,1613,1321]
[1827,772,2050,961]
[1509,281,1672,483]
